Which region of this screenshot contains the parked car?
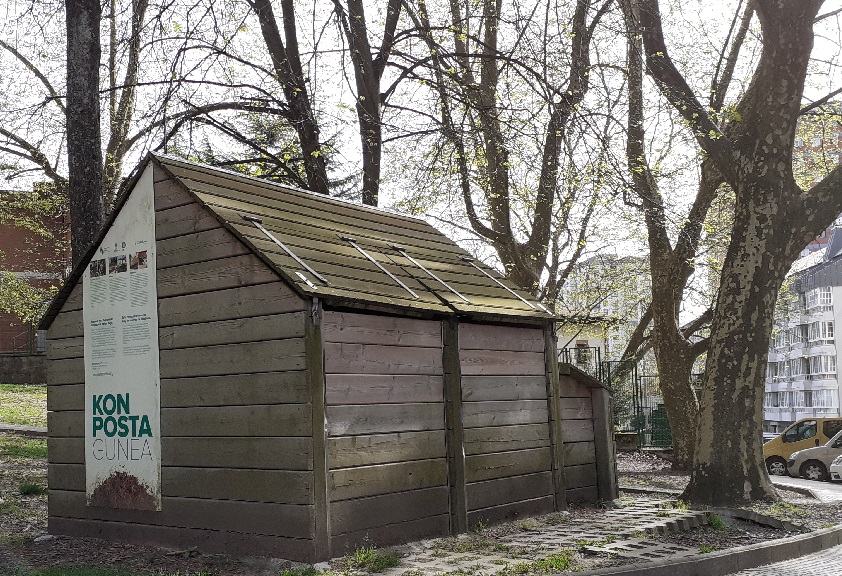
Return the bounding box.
[763,418,842,476]
[830,454,842,482]
[787,429,842,481]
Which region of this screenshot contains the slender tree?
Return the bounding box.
[619,0,753,469]
[66,0,104,263]
[332,0,402,206]
[408,0,613,300]
[249,0,331,196]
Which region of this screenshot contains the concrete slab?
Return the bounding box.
[0,422,47,436]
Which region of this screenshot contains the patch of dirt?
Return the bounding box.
[650,518,797,552]
[19,536,288,576]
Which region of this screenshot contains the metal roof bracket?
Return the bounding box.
[391,245,471,303]
[242,214,330,286]
[460,257,536,309]
[339,235,419,299]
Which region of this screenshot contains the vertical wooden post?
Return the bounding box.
[592,387,619,502]
[544,323,568,511]
[442,318,467,533]
[306,298,331,560]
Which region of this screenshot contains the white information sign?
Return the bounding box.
[83,165,161,511]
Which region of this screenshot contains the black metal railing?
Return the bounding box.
[558,346,602,381]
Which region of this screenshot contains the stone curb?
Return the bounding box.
[769,478,821,500]
[0,423,47,437]
[710,507,807,533]
[566,524,842,575]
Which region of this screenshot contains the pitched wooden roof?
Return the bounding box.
[41,154,553,328]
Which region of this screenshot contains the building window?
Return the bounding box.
[802,389,835,408]
[791,357,808,376]
[809,355,837,377]
[806,287,833,310]
[809,321,834,344]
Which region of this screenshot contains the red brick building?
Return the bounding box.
[0,190,70,352]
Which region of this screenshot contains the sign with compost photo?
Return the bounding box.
[82,165,161,511]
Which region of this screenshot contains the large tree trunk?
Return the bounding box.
[635,0,842,506]
[684,194,798,504]
[66,0,105,264]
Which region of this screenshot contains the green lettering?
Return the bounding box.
[104,416,117,437]
[92,395,103,415]
[117,416,129,437]
[102,394,116,415]
[138,415,153,437]
[116,393,129,415]
[92,417,103,437]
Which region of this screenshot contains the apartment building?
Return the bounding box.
[763,219,842,433]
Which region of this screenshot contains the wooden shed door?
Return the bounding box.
[322,311,449,551]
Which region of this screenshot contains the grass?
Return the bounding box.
[0,433,47,458]
[344,545,401,573]
[768,501,809,518]
[19,482,47,495]
[0,384,47,427]
[499,552,573,574]
[706,513,726,530]
[281,567,322,576]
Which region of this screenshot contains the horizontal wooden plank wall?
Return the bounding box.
[323,311,449,553]
[460,323,555,526]
[559,373,599,503]
[46,169,318,562]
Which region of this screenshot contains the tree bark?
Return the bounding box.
[66,0,105,265]
[332,0,402,206]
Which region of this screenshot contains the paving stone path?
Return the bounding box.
[377,499,707,576]
[727,543,842,575]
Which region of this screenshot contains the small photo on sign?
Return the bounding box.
[90,259,107,278]
[109,255,128,274]
[130,251,148,270]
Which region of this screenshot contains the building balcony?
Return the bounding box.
[803,308,834,322]
[764,407,841,421]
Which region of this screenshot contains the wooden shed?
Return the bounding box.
[41,154,618,562]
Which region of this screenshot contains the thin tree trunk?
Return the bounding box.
[66,0,105,264]
[332,0,401,206]
[250,0,330,195]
